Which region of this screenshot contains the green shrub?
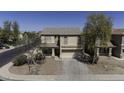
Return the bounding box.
[35,52,43,60]
[42,48,52,56]
[13,55,27,66]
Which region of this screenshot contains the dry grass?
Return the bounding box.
[9,56,124,75]
[9,57,63,75]
[87,56,124,74]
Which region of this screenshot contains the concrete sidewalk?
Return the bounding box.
[112,56,124,61]
[0,47,15,54]
[1,61,124,80]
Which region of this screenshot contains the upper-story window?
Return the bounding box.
[46,36,51,42]
[64,36,68,45]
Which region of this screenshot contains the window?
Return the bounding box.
[45,36,51,42]
[64,36,68,45]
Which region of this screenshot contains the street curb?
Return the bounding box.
[0,76,21,81]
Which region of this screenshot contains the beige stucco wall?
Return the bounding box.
[41,36,55,43]
[60,36,79,46]
[41,35,80,46]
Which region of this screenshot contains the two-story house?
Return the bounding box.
[40,28,124,59]
[40,28,82,58]
[111,29,124,58]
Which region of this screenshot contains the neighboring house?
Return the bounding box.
[111,29,124,58]
[96,29,124,58]
[40,28,82,58]
[95,40,115,57]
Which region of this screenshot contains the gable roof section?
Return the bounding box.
[40,28,124,36]
[40,27,81,35]
[112,29,124,35]
[96,42,116,48]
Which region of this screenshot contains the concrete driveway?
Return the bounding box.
[62,58,89,75]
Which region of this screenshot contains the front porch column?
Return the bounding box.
[59,36,62,58]
[120,48,123,58]
[52,48,55,57]
[59,48,62,58]
[96,48,100,56]
[108,48,112,57]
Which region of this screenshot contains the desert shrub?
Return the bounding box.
[34,52,43,60]
[42,48,52,56]
[13,55,27,66]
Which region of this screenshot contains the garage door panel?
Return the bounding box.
[62,52,74,58]
[62,50,78,58]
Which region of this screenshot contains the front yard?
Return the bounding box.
[9,57,63,75]
[87,56,124,74]
[8,55,124,75]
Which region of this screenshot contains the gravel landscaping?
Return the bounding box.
[9,57,63,75]
[87,56,124,74]
[9,57,89,75]
[9,56,124,75]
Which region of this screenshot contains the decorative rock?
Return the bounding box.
[104,65,108,70]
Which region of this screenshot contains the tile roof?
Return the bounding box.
[40,28,124,35]
[112,29,124,35]
[96,42,116,48]
[40,27,81,35]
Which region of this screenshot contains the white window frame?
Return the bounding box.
[45,36,51,42]
[64,36,68,45]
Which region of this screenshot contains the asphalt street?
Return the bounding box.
[0,44,35,68]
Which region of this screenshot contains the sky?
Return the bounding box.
[0,11,124,32]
